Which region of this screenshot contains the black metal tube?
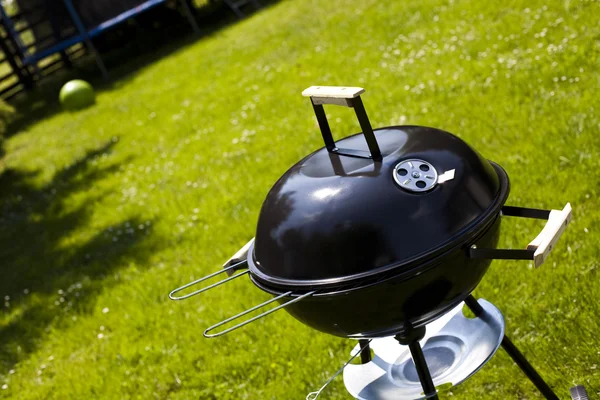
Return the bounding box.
[311,102,336,151]
[351,97,382,160]
[501,206,551,220]
[501,335,559,400]
[408,341,439,400]
[468,247,535,261]
[464,294,484,316]
[358,339,371,364]
[465,295,559,399]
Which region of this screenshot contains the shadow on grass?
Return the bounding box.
[4,0,281,138]
[0,139,162,371]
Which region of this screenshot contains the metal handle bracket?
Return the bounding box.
[469,203,572,267]
[303,86,382,160]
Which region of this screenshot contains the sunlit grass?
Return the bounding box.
[1,0,599,398]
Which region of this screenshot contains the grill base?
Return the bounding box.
[342,298,504,400]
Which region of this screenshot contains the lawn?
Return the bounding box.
[1,0,599,398]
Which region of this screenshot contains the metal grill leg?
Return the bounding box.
[464,295,559,400]
[408,341,439,399]
[501,336,559,400]
[396,328,439,400]
[358,339,372,364]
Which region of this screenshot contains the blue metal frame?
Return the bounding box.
[0,3,30,60]
[61,0,108,79]
[2,0,200,82]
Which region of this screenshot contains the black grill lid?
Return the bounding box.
[251,87,508,289]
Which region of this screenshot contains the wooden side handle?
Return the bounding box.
[527,203,572,268]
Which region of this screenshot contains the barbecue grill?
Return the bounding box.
[169,86,587,399]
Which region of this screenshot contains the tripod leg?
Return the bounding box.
[407,341,439,400]
[464,295,559,400]
[358,339,372,364]
[501,335,559,400]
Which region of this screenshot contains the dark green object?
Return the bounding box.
[59,80,95,110]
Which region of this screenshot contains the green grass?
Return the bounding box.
[1,0,600,398]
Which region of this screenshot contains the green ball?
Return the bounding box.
[59,80,95,110]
